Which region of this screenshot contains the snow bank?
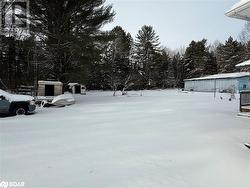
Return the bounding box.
[0,89,33,102]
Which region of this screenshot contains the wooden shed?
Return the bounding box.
[38,81,63,96]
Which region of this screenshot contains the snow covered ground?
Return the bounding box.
[0,90,250,188]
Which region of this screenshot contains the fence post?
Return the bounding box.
[240,92,242,112]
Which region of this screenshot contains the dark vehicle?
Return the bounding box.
[0,89,36,116]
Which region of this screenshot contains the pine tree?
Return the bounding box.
[203,52,218,75]
[151,50,169,88]
[183,39,206,78]
[173,53,185,88]
[216,36,245,73]
[0,34,38,89]
[28,0,114,83]
[166,59,176,88]
[134,25,160,88]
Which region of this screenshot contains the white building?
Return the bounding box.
[184,72,250,93]
[226,0,250,71]
[225,0,250,21]
[226,1,250,121]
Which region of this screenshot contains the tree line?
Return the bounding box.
[0,0,249,94]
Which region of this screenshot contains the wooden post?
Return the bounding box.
[240,92,242,112]
[214,79,217,99]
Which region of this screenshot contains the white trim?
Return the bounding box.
[38,81,63,85]
[236,59,250,67]
[185,72,250,81]
[226,0,250,21]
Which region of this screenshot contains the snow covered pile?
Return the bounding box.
[51,93,75,106]
[0,89,34,102]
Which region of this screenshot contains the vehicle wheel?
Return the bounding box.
[14,107,27,115]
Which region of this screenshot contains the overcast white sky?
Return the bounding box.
[103,0,246,50]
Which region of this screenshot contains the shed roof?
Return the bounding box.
[38,80,63,85]
[185,72,250,81]
[225,0,250,21]
[236,59,250,67]
[68,83,80,87]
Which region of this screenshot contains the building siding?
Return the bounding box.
[37,81,63,96]
[238,77,250,91]
[184,77,250,93]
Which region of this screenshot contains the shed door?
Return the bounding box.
[75,85,81,94]
[45,85,54,96]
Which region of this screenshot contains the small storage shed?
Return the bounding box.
[184,72,250,93]
[38,81,63,96]
[68,83,86,95]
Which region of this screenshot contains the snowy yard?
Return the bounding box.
[0,90,250,188]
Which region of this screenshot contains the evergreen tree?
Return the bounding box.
[0,35,36,89]
[216,36,245,73]
[173,53,185,88]
[101,26,133,95]
[134,25,160,88]
[183,39,208,79]
[166,59,176,88]
[152,50,170,88]
[244,41,250,60]
[203,52,218,75]
[29,0,114,83]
